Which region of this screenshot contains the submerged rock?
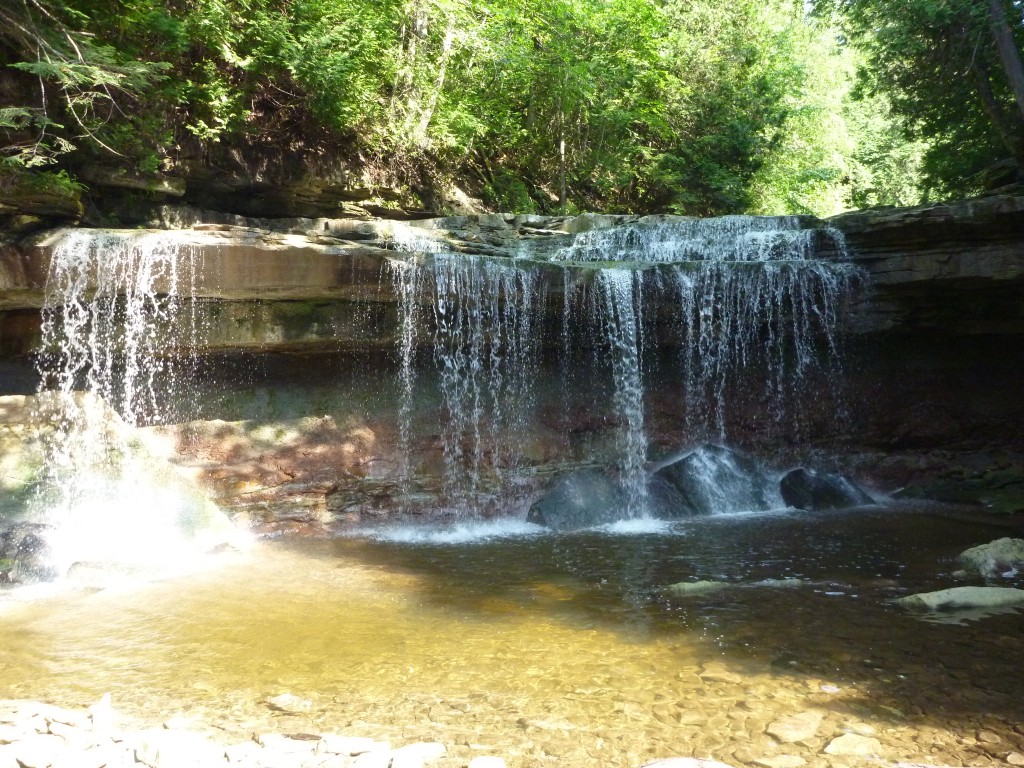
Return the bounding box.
[526,470,627,531]
[766,710,824,744]
[824,733,883,756]
[895,586,1024,611]
[958,537,1024,579]
[665,580,732,597]
[649,444,779,517]
[779,468,874,511]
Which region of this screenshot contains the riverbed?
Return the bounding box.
[1,504,1022,768]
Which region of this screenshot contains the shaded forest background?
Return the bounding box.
[1,0,1023,218]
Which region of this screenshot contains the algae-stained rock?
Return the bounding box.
[779,467,873,511]
[526,469,627,530]
[649,444,779,517]
[895,586,1024,611]
[958,537,1024,579]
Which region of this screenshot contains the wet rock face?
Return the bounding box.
[831,194,1024,334]
[526,470,627,531]
[648,444,779,517]
[142,416,386,529]
[779,468,874,511]
[0,522,56,583]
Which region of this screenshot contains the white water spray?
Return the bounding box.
[34,230,233,575]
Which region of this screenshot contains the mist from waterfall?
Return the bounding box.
[33,230,230,573]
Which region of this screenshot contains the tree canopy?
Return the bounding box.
[1,0,1021,217]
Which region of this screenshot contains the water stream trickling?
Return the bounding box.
[597,269,648,516]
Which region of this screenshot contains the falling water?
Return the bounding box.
[388,216,860,516]
[388,227,544,512]
[554,215,823,264]
[33,230,229,573]
[38,230,202,422]
[388,256,422,497]
[555,216,859,449]
[661,258,859,439]
[597,269,648,516]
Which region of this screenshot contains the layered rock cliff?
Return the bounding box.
[0,195,1021,526]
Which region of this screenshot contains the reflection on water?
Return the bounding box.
[0,504,1022,767]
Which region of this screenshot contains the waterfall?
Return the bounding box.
[388,216,860,517]
[550,216,859,518]
[38,230,202,424]
[387,228,544,512]
[553,215,822,264]
[597,269,648,516]
[33,230,229,573]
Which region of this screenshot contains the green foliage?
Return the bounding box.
[818,0,1024,200]
[3,0,968,216]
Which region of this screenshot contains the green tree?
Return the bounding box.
[821,0,1024,198]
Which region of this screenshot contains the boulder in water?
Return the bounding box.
[779,468,873,511]
[526,470,627,531]
[648,444,779,518]
[958,537,1024,579]
[895,586,1024,611]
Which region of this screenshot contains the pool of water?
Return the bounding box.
[1,504,1022,767]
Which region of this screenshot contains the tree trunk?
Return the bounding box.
[987,0,1024,121]
[970,54,1024,168]
[556,93,567,210]
[416,23,456,141]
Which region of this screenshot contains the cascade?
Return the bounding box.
[553,215,823,264]
[32,230,230,573]
[553,216,859,507]
[389,215,859,517]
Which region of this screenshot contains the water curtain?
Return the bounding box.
[392,216,861,517]
[34,230,225,571]
[388,229,543,512]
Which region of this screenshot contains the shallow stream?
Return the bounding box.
[1,504,1022,768]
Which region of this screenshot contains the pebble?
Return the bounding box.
[842,721,877,737]
[0,698,471,768]
[1006,752,1024,765]
[699,663,744,685]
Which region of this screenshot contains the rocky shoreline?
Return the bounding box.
[0,696,496,768]
[4,692,1024,768]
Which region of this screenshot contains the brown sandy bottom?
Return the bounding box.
[0,506,1022,768]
